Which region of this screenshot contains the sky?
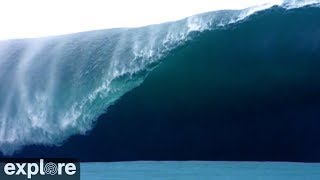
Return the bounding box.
[0,0,283,40]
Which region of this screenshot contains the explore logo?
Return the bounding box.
[0,158,80,180]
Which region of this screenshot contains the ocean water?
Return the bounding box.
[81,161,320,180]
[0,0,320,163]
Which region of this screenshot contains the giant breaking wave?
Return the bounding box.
[0,0,319,155]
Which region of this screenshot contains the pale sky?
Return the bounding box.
[0,0,283,40]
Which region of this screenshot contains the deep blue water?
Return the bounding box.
[1,6,320,163]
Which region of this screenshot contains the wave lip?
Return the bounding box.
[0,0,320,156]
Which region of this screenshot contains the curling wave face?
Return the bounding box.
[0,0,319,155]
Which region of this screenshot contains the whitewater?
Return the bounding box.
[0,0,319,155]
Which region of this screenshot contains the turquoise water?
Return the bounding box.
[1,3,320,156]
[81,161,320,180]
[1,4,320,161]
